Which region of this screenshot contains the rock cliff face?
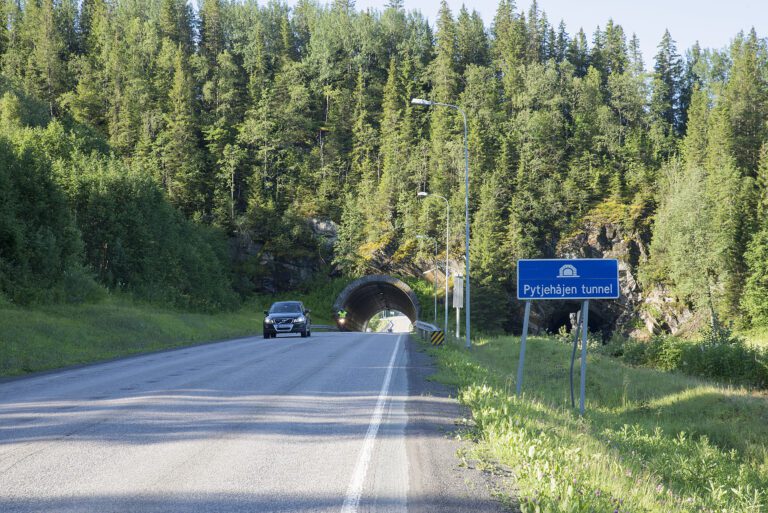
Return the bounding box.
[553,214,691,338]
[232,218,339,294]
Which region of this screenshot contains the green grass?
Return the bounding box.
[0,294,263,377]
[428,334,768,513]
[0,277,348,377]
[740,327,768,348]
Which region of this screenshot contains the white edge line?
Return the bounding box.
[340,334,403,513]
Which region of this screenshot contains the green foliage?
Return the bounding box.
[0,135,84,304]
[742,225,768,325]
[0,0,766,333]
[61,156,238,311]
[0,294,261,376]
[429,335,768,513]
[600,328,768,389]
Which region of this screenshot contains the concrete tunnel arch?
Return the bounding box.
[332,275,421,331]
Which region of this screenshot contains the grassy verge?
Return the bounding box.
[429,334,768,513]
[0,277,347,377]
[0,294,262,377]
[740,327,768,348]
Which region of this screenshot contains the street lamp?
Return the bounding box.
[418,191,449,335]
[416,234,438,325]
[411,98,471,349]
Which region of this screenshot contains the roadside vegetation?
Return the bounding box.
[0,277,345,377]
[0,294,259,377]
[430,334,768,513]
[2,0,768,338]
[597,326,768,389]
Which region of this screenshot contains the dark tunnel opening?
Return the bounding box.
[537,302,615,341]
[332,276,421,332]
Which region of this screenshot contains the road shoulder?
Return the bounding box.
[404,337,514,513]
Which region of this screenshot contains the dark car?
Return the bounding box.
[263,301,311,338]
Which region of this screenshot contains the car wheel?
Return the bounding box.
[263,333,270,339]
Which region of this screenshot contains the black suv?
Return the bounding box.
[263,301,311,338]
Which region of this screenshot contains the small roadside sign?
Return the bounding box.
[452,275,464,308]
[517,259,619,301]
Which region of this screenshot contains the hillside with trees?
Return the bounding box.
[0,0,766,332]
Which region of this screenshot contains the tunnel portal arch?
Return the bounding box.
[332,275,421,331]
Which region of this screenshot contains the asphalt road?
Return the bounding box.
[0,332,507,513]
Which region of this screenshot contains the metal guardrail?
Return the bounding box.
[414,321,444,346]
[310,324,339,331]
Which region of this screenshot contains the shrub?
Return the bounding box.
[604,329,768,389]
[66,159,239,311]
[0,136,83,304]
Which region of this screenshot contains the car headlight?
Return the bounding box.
[264,317,274,324]
[296,315,306,323]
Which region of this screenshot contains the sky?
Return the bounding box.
[299,0,766,69]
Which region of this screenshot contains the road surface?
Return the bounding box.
[0,332,506,512]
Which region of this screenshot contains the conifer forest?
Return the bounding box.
[1,0,767,332]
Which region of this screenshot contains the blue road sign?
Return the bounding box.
[517,259,620,300]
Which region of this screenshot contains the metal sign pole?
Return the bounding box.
[456,307,460,337]
[569,309,581,409]
[579,300,590,415]
[516,301,532,396]
[453,275,463,339]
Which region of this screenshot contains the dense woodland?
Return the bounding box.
[0,0,767,330]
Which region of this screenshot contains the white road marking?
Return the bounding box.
[340,335,403,513]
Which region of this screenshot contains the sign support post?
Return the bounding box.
[516,301,531,396]
[579,300,589,416]
[569,309,581,408]
[456,307,460,337]
[452,274,464,340]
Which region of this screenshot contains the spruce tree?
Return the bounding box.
[456,7,489,74]
[159,48,204,215]
[491,0,525,102]
[723,30,768,175]
[567,29,589,77]
[650,29,683,155]
[29,0,68,115]
[428,1,459,194]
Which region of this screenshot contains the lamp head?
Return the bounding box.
[417,191,429,197]
[411,98,433,106]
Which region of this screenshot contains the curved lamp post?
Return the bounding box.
[417,191,449,335]
[412,98,471,349]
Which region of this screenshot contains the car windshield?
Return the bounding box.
[269,302,302,314]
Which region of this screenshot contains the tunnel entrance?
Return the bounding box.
[537,301,616,341]
[332,275,420,331]
[366,310,413,333]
